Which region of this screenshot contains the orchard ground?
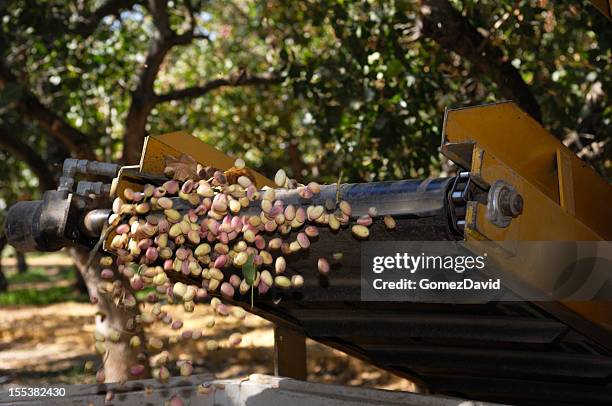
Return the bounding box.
[0,251,417,392]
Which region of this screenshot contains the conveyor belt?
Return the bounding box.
[239,288,612,405]
[189,178,612,405]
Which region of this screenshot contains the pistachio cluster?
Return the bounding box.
[92,157,395,383]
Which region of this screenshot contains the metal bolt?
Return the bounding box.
[510,193,523,215]
[499,187,523,217]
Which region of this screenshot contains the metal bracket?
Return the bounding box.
[448,171,488,235]
[274,325,307,380]
[486,180,524,228]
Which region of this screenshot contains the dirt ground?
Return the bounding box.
[0,254,417,392]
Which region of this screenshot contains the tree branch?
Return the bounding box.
[123,0,208,164]
[184,0,197,30]
[73,0,140,38]
[136,0,209,94]
[153,71,283,104]
[419,0,542,122]
[0,130,57,191]
[124,0,173,164]
[148,0,172,36]
[0,62,95,160]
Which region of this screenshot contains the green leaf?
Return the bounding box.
[243,254,256,285]
[0,83,23,108]
[386,58,403,77]
[242,254,257,309]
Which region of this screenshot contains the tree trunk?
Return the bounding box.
[16,252,27,274]
[0,267,7,292]
[74,266,89,294]
[123,99,152,165]
[70,246,150,382]
[0,235,7,292]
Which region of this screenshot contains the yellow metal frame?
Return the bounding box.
[139,131,274,188]
[442,101,612,241]
[112,131,274,199]
[112,131,274,198]
[590,0,612,19]
[105,131,274,250]
[442,101,612,333]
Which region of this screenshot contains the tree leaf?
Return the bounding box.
[243,254,256,285]
[0,83,23,109]
[386,58,404,77]
[242,254,256,309]
[163,154,199,181]
[224,167,256,187]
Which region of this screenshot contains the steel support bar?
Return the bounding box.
[274,325,307,380]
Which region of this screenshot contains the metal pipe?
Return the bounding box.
[63,159,120,178]
[173,178,453,220]
[76,181,112,197]
[6,178,455,254]
[58,159,120,192]
[278,178,450,217]
[5,191,72,252]
[5,200,43,252]
[82,209,112,237]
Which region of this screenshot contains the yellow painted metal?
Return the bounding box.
[442,101,612,241]
[443,101,612,332]
[111,166,141,204]
[466,147,600,242]
[556,148,576,216]
[104,131,274,250]
[590,0,612,19]
[139,131,274,187]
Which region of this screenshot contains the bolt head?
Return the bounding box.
[510,193,524,216]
